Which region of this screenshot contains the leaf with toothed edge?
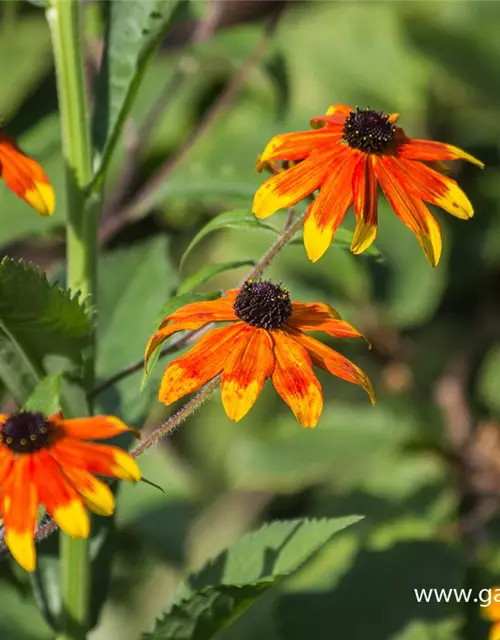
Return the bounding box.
[141,516,363,639]
[0,258,91,378]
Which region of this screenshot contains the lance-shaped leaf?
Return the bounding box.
[142,516,362,639]
[91,0,186,185]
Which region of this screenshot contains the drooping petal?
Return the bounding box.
[375,156,442,266]
[491,622,500,640]
[271,329,323,428]
[0,134,55,216]
[144,297,237,369]
[159,296,237,330]
[303,147,359,262]
[389,155,474,219]
[397,137,484,168]
[1,456,38,572]
[159,323,247,405]
[60,416,138,440]
[33,451,89,538]
[51,439,140,482]
[310,104,351,128]
[0,445,14,484]
[221,327,275,422]
[258,130,342,167]
[61,466,115,517]
[253,149,339,219]
[288,314,363,340]
[291,329,375,403]
[351,154,378,254]
[290,301,341,323]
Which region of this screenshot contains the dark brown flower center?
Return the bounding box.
[342,107,395,153]
[1,411,52,454]
[233,280,292,330]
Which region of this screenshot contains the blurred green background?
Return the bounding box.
[1,0,500,638]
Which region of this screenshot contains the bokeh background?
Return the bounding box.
[2,1,500,638]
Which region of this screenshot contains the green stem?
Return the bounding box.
[46,1,95,639]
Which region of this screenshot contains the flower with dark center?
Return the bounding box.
[342,107,395,153]
[252,103,483,266]
[0,132,55,216]
[0,411,140,572]
[233,280,292,330]
[145,282,374,428]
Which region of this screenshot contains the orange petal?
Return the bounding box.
[292,329,375,404]
[491,622,500,640]
[303,147,358,262]
[253,149,339,219]
[484,597,500,623]
[1,456,38,572]
[0,446,14,484]
[0,134,55,216]
[288,315,362,340]
[60,416,138,440]
[389,156,474,220]
[290,301,341,323]
[145,299,237,370]
[221,327,275,422]
[271,329,323,428]
[258,130,342,167]
[159,323,246,405]
[33,451,89,538]
[397,137,484,168]
[375,156,442,266]
[310,104,351,129]
[51,439,140,482]
[351,154,378,254]
[61,466,115,517]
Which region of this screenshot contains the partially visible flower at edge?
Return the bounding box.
[0,132,55,216]
[482,588,500,640]
[145,280,374,429]
[0,411,140,572]
[253,104,484,266]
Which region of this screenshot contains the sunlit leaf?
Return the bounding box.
[178,260,255,294]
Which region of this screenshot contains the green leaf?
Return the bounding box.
[24,375,61,415]
[0,258,91,400]
[143,291,222,385]
[91,0,184,185]
[178,261,255,294]
[179,210,280,270]
[478,343,500,415]
[95,237,177,423]
[142,517,362,640]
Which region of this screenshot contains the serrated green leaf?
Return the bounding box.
[143,517,362,640]
[24,375,61,415]
[179,210,280,270]
[0,258,91,397]
[91,0,184,185]
[142,291,222,386]
[178,261,255,295]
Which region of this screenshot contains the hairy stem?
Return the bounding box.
[47,0,94,637]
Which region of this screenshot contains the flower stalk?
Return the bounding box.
[46,0,95,638]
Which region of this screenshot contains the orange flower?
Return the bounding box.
[0,132,55,216]
[483,589,500,640]
[0,411,140,572]
[253,105,483,266]
[145,281,374,428]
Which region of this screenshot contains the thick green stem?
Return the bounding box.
[46,1,95,639]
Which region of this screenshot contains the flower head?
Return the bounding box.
[0,411,140,572]
[0,133,55,216]
[253,104,483,266]
[482,587,500,640]
[145,281,374,428]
